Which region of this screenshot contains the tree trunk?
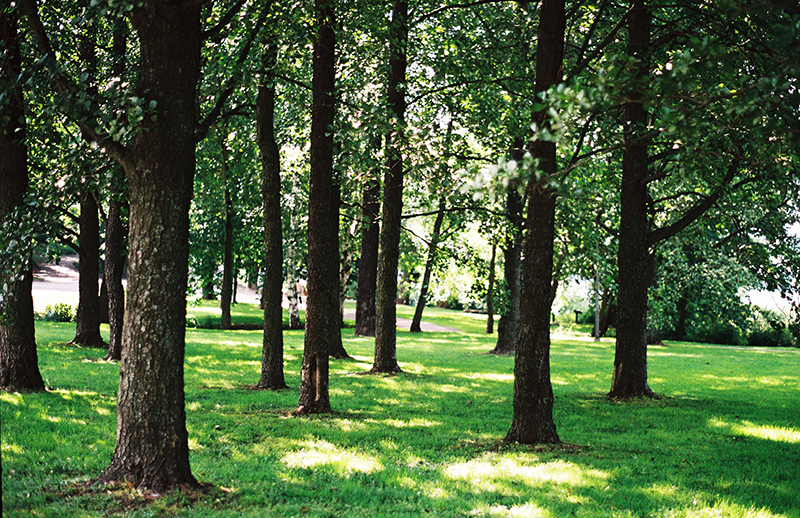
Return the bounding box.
[490,181,523,354]
[505,0,564,446]
[675,290,688,341]
[486,240,496,334]
[0,10,45,391]
[255,36,288,390]
[328,176,350,360]
[598,287,616,337]
[72,190,106,348]
[410,196,446,332]
[354,170,380,336]
[297,0,336,414]
[98,2,201,491]
[103,18,128,362]
[219,136,233,330]
[103,190,127,362]
[372,0,407,373]
[609,0,655,400]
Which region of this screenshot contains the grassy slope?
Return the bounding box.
[2,303,799,518]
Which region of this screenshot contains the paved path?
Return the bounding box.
[31,255,460,333]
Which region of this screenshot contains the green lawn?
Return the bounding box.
[2,303,799,517]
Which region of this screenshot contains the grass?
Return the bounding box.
[2,302,799,517]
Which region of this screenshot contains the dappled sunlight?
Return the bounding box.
[281,439,383,476]
[472,502,555,518]
[444,453,609,495]
[0,392,25,405]
[664,499,784,518]
[383,417,439,428]
[455,372,514,383]
[709,417,800,444]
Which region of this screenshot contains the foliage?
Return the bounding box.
[38,302,75,323]
[3,314,800,517]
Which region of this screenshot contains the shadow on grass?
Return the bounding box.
[2,322,799,517]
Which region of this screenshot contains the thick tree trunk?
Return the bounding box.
[297,0,336,413]
[219,138,233,330]
[72,191,106,347]
[98,2,201,491]
[490,182,523,354]
[104,191,127,361]
[410,196,446,332]
[255,37,288,390]
[486,241,496,334]
[372,0,407,373]
[505,0,564,446]
[354,172,380,336]
[0,10,45,391]
[609,0,654,400]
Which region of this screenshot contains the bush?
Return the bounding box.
[42,303,75,323]
[694,322,743,346]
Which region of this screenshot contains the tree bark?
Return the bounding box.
[0,9,45,392]
[219,136,233,330]
[328,175,350,360]
[354,170,380,336]
[490,180,523,354]
[505,0,564,446]
[255,35,288,390]
[72,190,106,347]
[609,0,655,400]
[372,0,407,374]
[103,188,127,361]
[297,0,336,413]
[486,240,496,334]
[98,1,201,491]
[410,195,446,332]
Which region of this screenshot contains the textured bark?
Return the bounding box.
[98,2,201,491]
[490,181,523,354]
[354,173,380,336]
[609,0,655,400]
[297,0,336,413]
[72,191,106,348]
[255,38,288,390]
[103,19,129,362]
[410,195,445,332]
[219,138,233,330]
[505,0,564,445]
[372,0,407,374]
[103,191,127,361]
[327,176,350,360]
[0,10,45,392]
[486,241,496,334]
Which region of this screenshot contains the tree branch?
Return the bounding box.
[202,0,248,41]
[415,0,516,24]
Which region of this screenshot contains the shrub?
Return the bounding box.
[42,303,75,323]
[694,322,743,346]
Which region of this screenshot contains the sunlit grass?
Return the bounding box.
[2,307,799,517]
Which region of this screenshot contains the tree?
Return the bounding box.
[71,186,106,347]
[354,165,380,336]
[505,0,564,445]
[297,0,337,414]
[0,6,45,392]
[371,0,407,374]
[255,25,288,390]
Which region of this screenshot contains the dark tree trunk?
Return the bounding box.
[103,190,127,362]
[219,137,233,330]
[354,170,380,336]
[372,0,407,374]
[255,36,288,390]
[103,20,128,362]
[609,0,655,400]
[99,278,109,324]
[410,195,446,332]
[490,180,523,354]
[597,288,616,337]
[675,291,688,341]
[297,0,336,413]
[328,177,350,360]
[98,1,201,491]
[486,240,496,334]
[72,190,106,348]
[505,0,564,446]
[0,10,45,392]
